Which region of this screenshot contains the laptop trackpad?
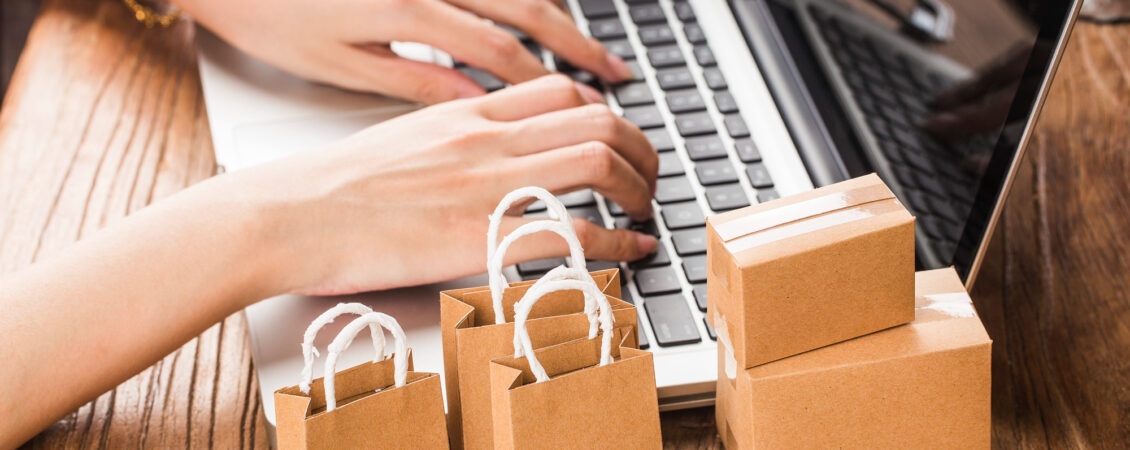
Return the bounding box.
[229,106,419,171]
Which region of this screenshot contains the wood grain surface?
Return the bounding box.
[0,0,1126,448]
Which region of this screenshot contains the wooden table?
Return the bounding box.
[3,0,1127,447]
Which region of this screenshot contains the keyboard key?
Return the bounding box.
[579,0,617,18]
[630,241,672,269]
[603,39,636,59]
[693,45,716,66]
[674,1,696,21]
[605,199,625,216]
[566,70,601,90]
[675,112,716,136]
[645,128,675,151]
[524,41,542,58]
[559,189,596,207]
[625,60,645,81]
[658,151,685,177]
[745,163,774,188]
[629,4,667,24]
[666,89,706,113]
[684,135,727,160]
[714,91,738,113]
[634,267,682,296]
[644,293,702,346]
[734,138,762,162]
[655,177,697,204]
[671,227,707,255]
[638,311,651,349]
[724,113,750,137]
[615,217,660,236]
[682,255,708,283]
[756,188,780,203]
[660,202,705,229]
[703,67,727,90]
[459,67,504,91]
[647,46,686,68]
[695,159,739,185]
[692,283,707,311]
[586,259,621,274]
[638,24,677,46]
[568,206,603,225]
[613,82,654,106]
[704,318,717,340]
[683,22,706,44]
[623,105,665,129]
[704,184,750,211]
[656,67,696,90]
[589,18,627,39]
[517,258,565,276]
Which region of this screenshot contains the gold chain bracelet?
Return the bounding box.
[121,0,182,28]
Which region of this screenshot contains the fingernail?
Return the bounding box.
[605,53,635,81]
[636,233,658,255]
[575,81,605,103]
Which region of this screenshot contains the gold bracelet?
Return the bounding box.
[121,0,182,28]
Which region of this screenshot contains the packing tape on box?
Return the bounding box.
[714,312,738,380]
[715,184,897,252]
[919,292,976,318]
[724,200,905,254]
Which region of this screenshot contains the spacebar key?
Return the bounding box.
[643,294,702,346]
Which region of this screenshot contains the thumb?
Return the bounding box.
[495,217,658,266]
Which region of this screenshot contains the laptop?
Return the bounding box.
[196,0,1081,429]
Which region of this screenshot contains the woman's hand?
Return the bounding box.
[231,74,658,295]
[175,0,633,104]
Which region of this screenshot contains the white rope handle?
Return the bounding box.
[531,265,604,338]
[323,312,408,412]
[488,220,588,324]
[299,303,385,394]
[512,277,615,383]
[487,186,571,263]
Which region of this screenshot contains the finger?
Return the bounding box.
[496,216,658,265]
[511,141,654,221]
[400,1,550,85]
[474,74,601,121]
[508,103,658,194]
[455,0,634,82]
[336,46,486,104]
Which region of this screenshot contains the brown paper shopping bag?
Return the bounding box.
[489,276,662,449]
[440,187,639,449]
[274,309,448,450]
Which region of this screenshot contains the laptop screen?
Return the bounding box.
[736,0,1077,280]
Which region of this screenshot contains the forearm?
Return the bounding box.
[0,175,285,448]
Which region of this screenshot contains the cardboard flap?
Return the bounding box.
[441,268,620,326]
[275,349,428,416]
[490,328,638,386]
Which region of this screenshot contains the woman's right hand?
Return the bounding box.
[221,74,659,296]
[175,0,634,104]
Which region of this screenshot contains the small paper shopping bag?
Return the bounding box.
[441,187,639,449]
[274,307,448,450]
[489,276,662,449]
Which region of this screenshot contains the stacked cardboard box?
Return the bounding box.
[706,174,991,448]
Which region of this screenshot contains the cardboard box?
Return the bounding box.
[715,268,992,449]
[706,174,915,368]
[440,268,638,449]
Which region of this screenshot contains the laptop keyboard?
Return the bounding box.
[809,8,991,259]
[455,0,788,350]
